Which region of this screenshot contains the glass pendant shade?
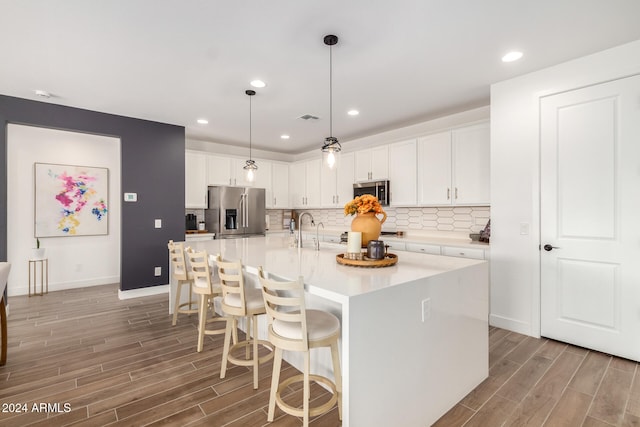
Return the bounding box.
[321,136,341,169]
[243,159,257,182]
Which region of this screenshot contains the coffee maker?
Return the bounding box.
[185,213,197,230]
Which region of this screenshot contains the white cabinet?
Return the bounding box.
[441,246,485,260]
[290,159,321,208]
[185,151,208,208]
[271,162,289,208]
[321,152,355,207]
[452,123,490,204]
[207,155,254,187]
[243,160,289,209]
[384,240,406,253]
[417,132,453,205]
[252,160,272,205]
[354,145,389,181]
[417,122,489,206]
[406,242,441,255]
[389,139,417,206]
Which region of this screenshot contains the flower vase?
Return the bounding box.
[350,211,387,247]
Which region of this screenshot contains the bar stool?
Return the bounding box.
[257,267,342,426]
[185,249,226,352]
[168,240,198,326]
[214,255,273,389]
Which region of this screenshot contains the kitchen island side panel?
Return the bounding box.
[347,263,489,427]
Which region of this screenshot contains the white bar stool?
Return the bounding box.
[168,240,198,325]
[258,267,342,426]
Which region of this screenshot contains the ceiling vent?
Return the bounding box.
[298,114,319,121]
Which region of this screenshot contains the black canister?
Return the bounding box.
[367,240,385,260]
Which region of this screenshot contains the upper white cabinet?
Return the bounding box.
[207,155,254,187]
[388,139,417,206]
[290,159,321,208]
[418,122,489,205]
[354,145,389,181]
[254,160,289,209]
[417,132,451,205]
[452,122,490,205]
[271,162,290,209]
[185,151,208,208]
[321,152,355,207]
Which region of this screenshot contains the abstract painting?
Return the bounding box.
[34,163,109,237]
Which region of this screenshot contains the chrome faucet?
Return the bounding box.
[297,212,315,248]
[315,222,324,251]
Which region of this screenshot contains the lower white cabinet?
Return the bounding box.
[406,242,441,255]
[441,246,485,260]
[384,240,406,252]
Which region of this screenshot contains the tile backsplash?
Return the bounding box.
[267,206,490,233]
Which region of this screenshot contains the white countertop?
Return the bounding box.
[185,235,486,304]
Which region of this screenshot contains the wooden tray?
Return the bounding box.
[186,230,209,234]
[336,253,398,268]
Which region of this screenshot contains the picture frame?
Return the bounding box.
[34,162,109,237]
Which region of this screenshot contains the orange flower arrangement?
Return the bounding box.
[343,194,385,216]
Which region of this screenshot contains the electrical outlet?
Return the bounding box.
[154,219,162,228]
[154,266,161,276]
[421,298,431,322]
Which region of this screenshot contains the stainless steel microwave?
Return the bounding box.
[353,180,390,206]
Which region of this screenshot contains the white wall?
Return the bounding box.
[7,124,121,296]
[490,39,640,336]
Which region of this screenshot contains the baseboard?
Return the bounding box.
[7,276,121,297]
[489,314,538,337]
[118,284,169,300]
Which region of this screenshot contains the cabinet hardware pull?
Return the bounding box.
[455,187,458,199]
[447,188,450,200]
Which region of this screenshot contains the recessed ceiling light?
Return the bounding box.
[250,80,266,88]
[280,134,290,140]
[347,109,359,116]
[197,118,209,124]
[34,89,51,98]
[502,51,523,62]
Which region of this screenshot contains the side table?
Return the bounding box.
[28,258,48,297]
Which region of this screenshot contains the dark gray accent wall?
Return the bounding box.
[0,95,185,291]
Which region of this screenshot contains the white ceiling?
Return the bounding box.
[1,1,640,155]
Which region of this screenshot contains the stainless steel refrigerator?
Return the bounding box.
[205,186,266,238]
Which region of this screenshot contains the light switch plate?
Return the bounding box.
[154,219,162,228]
[124,192,137,202]
[154,266,161,276]
[421,298,431,322]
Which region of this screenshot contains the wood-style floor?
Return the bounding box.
[0,284,638,426]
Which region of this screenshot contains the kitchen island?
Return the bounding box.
[170,235,488,426]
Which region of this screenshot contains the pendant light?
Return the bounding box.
[243,89,258,182]
[320,34,341,169]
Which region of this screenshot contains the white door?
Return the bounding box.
[540,75,640,361]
